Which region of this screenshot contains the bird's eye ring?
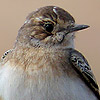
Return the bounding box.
[44,23,54,33]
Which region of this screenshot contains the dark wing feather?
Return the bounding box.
[69,49,100,99]
[1,49,13,60]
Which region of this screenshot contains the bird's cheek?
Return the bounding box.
[30,31,48,40]
[55,32,65,43]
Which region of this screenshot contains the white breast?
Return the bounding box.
[0,61,98,100]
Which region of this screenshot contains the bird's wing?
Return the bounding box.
[0,49,13,66]
[1,49,13,60]
[69,49,100,99]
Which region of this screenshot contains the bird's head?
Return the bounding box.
[16,6,89,49]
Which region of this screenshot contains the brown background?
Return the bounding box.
[0,0,100,85]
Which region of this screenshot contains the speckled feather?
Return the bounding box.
[0,6,99,100]
[69,49,100,99]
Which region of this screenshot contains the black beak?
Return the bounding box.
[68,24,90,33]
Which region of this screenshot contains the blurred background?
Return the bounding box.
[0,0,100,85]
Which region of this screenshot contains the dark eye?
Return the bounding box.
[44,24,54,33]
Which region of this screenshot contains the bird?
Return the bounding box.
[0,6,100,100]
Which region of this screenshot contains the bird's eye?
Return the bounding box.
[44,23,54,33]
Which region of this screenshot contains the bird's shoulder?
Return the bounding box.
[1,49,13,60]
[0,49,13,66]
[67,48,100,99]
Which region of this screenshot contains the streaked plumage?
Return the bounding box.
[69,49,100,99]
[0,6,99,100]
